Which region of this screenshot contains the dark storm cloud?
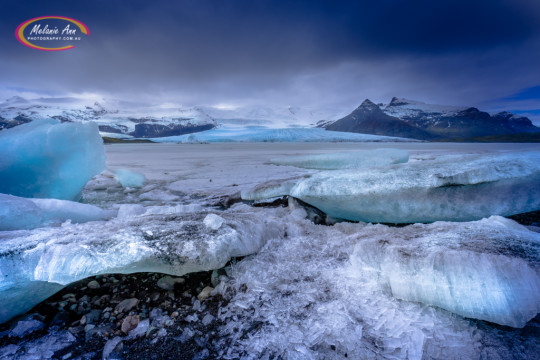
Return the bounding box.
[1,0,539,118]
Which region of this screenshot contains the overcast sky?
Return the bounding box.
[1,0,539,123]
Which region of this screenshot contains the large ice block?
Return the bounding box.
[350,216,540,328]
[0,206,283,323]
[0,119,106,200]
[244,152,540,222]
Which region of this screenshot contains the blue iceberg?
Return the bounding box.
[0,119,106,200]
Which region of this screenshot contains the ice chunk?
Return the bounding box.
[0,119,106,200]
[245,152,540,222]
[4,330,76,359]
[0,193,114,230]
[10,318,45,338]
[350,216,540,328]
[270,148,409,170]
[203,213,225,230]
[114,169,146,188]
[0,207,284,323]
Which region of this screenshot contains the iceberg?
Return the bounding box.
[0,205,284,323]
[0,119,106,200]
[0,193,114,230]
[269,148,409,170]
[244,151,540,222]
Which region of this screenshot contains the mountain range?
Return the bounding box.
[1,95,538,141]
[321,98,539,140]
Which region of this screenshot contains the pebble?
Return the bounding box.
[87,280,101,289]
[115,298,139,313]
[197,286,214,301]
[156,275,185,290]
[121,315,140,334]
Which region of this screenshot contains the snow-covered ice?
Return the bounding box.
[244,151,540,223]
[270,148,409,170]
[0,119,106,200]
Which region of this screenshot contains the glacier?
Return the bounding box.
[270,148,409,170]
[151,127,415,143]
[0,119,106,200]
[0,205,284,323]
[244,151,540,223]
[0,193,114,231]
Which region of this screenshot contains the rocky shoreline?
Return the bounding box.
[0,266,236,360]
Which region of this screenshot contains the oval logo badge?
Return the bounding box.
[15,16,90,51]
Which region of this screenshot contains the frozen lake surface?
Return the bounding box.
[1,142,540,359]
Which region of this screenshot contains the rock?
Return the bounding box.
[87,280,101,289]
[86,326,113,340]
[84,324,96,332]
[68,326,83,335]
[156,275,185,290]
[10,318,44,338]
[197,286,214,301]
[115,298,139,313]
[85,309,102,324]
[150,291,161,301]
[102,336,123,360]
[121,315,140,334]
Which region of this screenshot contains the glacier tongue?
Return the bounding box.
[0,205,284,323]
[0,119,106,200]
[245,151,540,222]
